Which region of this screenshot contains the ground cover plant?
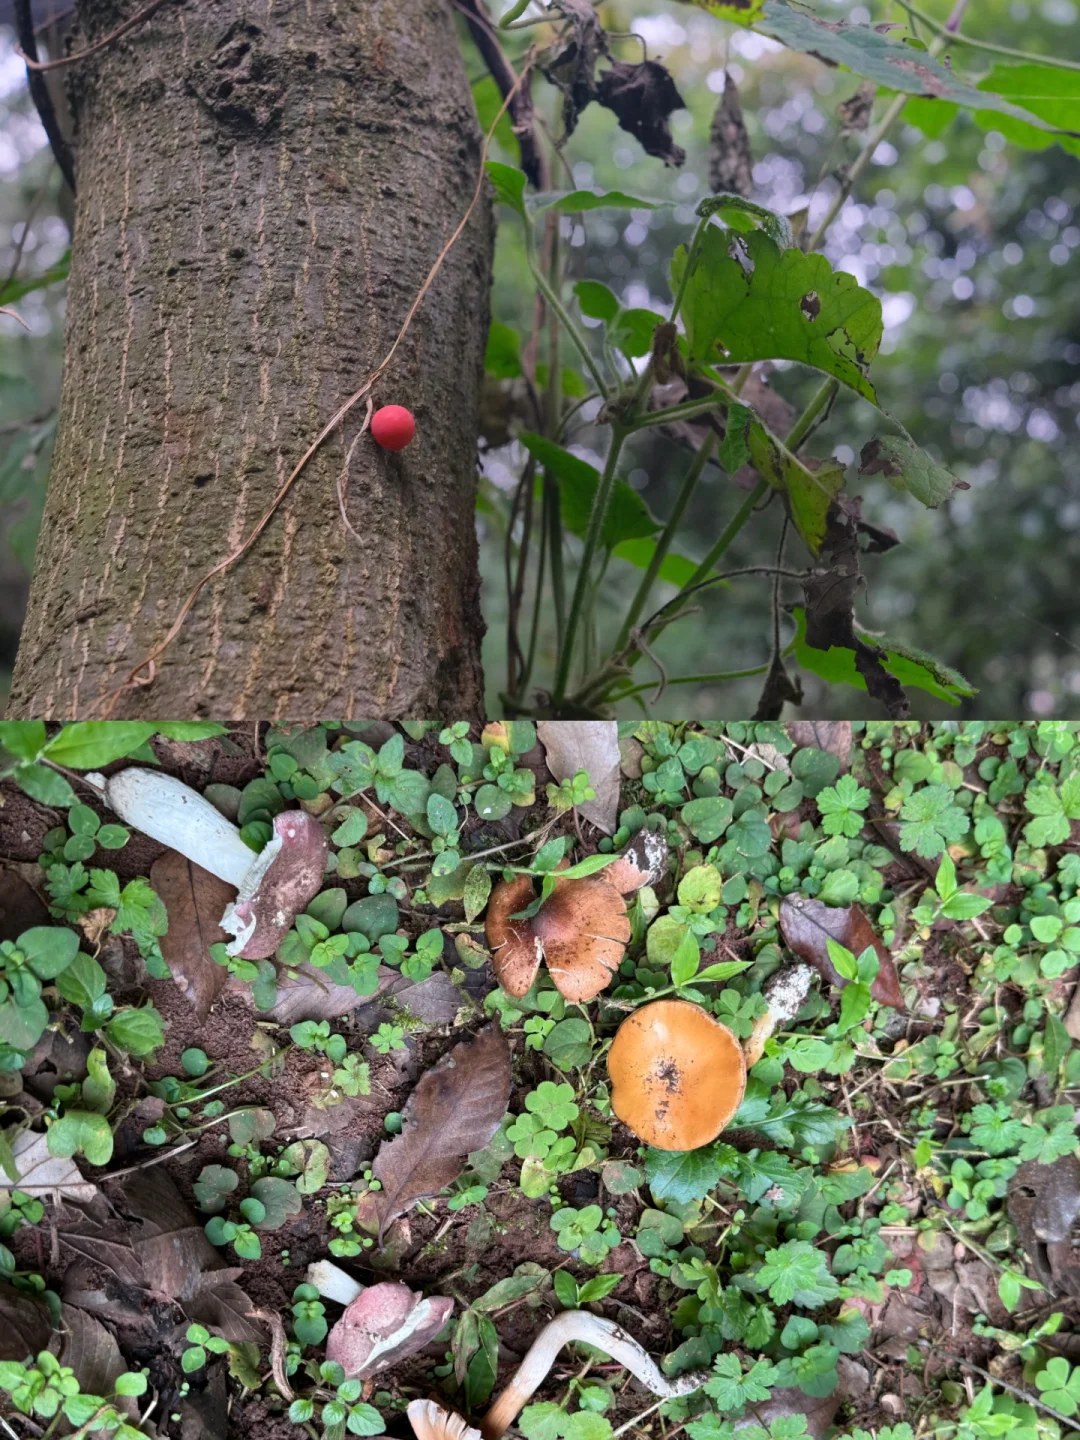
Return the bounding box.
[0,718,1078,1440]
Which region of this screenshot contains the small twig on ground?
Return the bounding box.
[248,1308,294,1401]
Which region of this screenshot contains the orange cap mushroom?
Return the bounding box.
[485,875,630,1003]
[608,999,746,1150]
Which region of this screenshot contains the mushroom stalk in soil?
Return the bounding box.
[86,767,328,959]
[479,1311,708,1440]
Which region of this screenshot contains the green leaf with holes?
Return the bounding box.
[859,434,965,509]
[672,226,882,402]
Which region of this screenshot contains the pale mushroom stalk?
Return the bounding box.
[480,1312,708,1440]
[87,766,328,959]
[306,1259,364,1306]
[743,963,813,1069]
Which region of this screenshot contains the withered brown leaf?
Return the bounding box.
[373,1024,511,1240]
[151,850,235,1019]
[709,73,753,197]
[787,721,852,769]
[779,894,904,1009]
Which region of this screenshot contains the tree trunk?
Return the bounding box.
[9,0,491,719]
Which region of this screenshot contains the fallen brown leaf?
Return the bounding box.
[373,1024,511,1240]
[1008,1155,1080,1296]
[779,894,904,1009]
[1,1131,97,1202]
[151,851,235,1019]
[229,962,398,1026]
[537,721,621,834]
[53,1304,138,1419]
[786,722,852,769]
[0,1280,51,1361]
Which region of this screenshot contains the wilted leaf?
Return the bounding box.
[537,721,621,834]
[596,59,688,167]
[123,1169,265,1343]
[373,1024,512,1239]
[0,1130,97,1201]
[0,1281,51,1361]
[859,434,967,509]
[151,851,235,1019]
[232,961,395,1026]
[709,73,753,197]
[55,1304,136,1416]
[1008,1156,1080,1296]
[779,895,904,1009]
[786,722,851,769]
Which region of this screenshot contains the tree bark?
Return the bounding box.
[9,0,492,719]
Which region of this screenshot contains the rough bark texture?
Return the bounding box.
[10,0,492,719]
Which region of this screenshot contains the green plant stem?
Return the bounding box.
[785,376,839,450]
[605,662,772,700]
[545,472,567,656]
[805,28,959,252]
[615,431,717,651]
[526,243,609,399]
[897,0,1080,69]
[552,423,630,703]
[624,389,731,432]
[519,481,549,701]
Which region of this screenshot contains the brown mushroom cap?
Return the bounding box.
[608,999,746,1150]
[485,875,543,998]
[535,877,630,1003]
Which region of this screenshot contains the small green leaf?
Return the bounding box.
[47,1110,114,1167]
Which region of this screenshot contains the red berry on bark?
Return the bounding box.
[371,405,416,451]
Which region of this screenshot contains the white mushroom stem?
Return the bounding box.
[87,768,259,889]
[306,1259,365,1306]
[743,963,814,1069]
[480,1312,708,1440]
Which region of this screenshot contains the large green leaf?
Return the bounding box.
[612,539,699,588]
[672,227,882,402]
[43,722,158,768]
[975,64,1080,157]
[755,1,1075,135]
[520,433,660,549]
[530,189,664,215]
[792,606,976,706]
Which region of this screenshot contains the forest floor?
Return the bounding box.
[0,719,1078,1440]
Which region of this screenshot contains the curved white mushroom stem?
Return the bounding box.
[480,1312,708,1440]
[743,963,813,1069]
[306,1259,365,1306]
[87,767,258,888]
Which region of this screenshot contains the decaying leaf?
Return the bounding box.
[787,721,852,768]
[0,1280,51,1361]
[53,1304,137,1419]
[372,1024,511,1239]
[0,1130,97,1202]
[1008,1156,1080,1296]
[596,59,687,167]
[800,499,911,719]
[752,654,803,720]
[542,0,610,140]
[229,961,397,1026]
[709,72,753,196]
[0,867,49,942]
[779,894,905,1009]
[537,720,621,833]
[123,1168,265,1343]
[151,851,235,1019]
[734,1357,868,1438]
[838,80,876,134]
[859,433,968,509]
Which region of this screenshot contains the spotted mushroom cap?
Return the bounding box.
[535,877,630,1003]
[485,874,543,998]
[326,1282,454,1380]
[220,809,328,960]
[608,999,746,1151]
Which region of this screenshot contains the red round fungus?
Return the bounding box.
[371,404,417,451]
